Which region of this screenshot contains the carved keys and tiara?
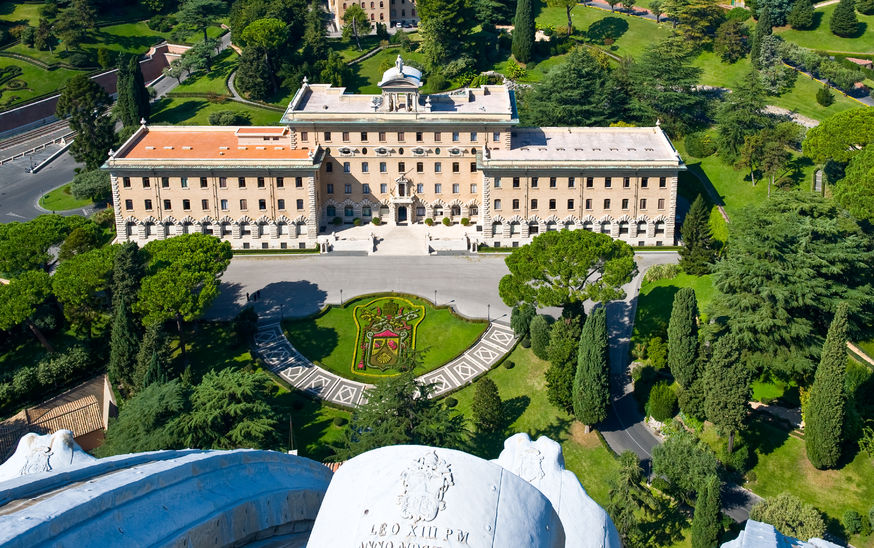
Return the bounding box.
[397,451,454,523]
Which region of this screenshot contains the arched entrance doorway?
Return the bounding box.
[397,206,408,223]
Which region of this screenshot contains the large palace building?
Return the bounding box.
[105,57,684,250]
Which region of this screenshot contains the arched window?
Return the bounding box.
[370,12,374,19]
[327,205,336,217]
[469,206,478,216]
[345,205,354,217]
[583,221,593,231]
[343,2,346,7]
[654,221,665,235]
[380,13,384,19]
[450,205,461,216]
[363,206,372,217]
[637,221,647,234]
[600,221,611,234]
[434,206,444,217]
[619,221,629,235]
[370,1,374,7]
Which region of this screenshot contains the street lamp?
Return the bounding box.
[340,289,343,306]
[487,304,490,322]
[434,290,437,306]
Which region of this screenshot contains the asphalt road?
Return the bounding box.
[0,152,87,221]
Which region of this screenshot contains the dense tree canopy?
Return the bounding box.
[802,108,874,163]
[0,215,83,275]
[178,0,225,41]
[704,335,751,452]
[499,230,636,308]
[711,192,874,379]
[545,317,582,413]
[418,0,472,68]
[749,494,826,540]
[99,380,189,456]
[52,246,117,332]
[56,74,115,170]
[715,70,769,163]
[573,306,610,428]
[833,144,874,222]
[667,288,699,388]
[0,270,54,350]
[652,427,719,501]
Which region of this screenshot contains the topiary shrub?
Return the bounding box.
[424,218,434,226]
[816,84,834,106]
[647,337,668,370]
[353,217,362,226]
[726,6,751,20]
[372,217,382,225]
[460,217,470,226]
[332,416,348,427]
[445,396,458,408]
[503,360,515,369]
[647,381,678,421]
[684,132,717,158]
[843,510,862,535]
[68,53,94,68]
[442,217,451,226]
[332,216,343,226]
[520,334,531,348]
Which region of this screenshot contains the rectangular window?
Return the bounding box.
[492,132,500,142]
[259,199,267,210]
[379,131,386,142]
[434,183,442,193]
[399,161,406,172]
[452,162,459,173]
[181,177,188,189]
[362,162,369,173]
[398,131,405,142]
[161,177,169,188]
[300,131,308,141]
[604,198,611,209]
[567,199,574,209]
[452,131,459,142]
[622,198,629,209]
[641,177,648,188]
[549,177,557,188]
[470,162,477,172]
[326,162,333,172]
[142,177,150,188]
[361,131,368,141]
[416,132,423,142]
[416,183,424,193]
[238,177,246,188]
[363,184,371,194]
[549,199,556,210]
[380,162,387,173]
[512,199,520,210]
[512,177,520,188]
[470,132,477,142]
[278,199,286,209]
[417,162,424,173]
[605,177,612,188]
[258,177,265,188]
[658,198,665,209]
[123,177,131,188]
[163,199,171,210]
[435,162,442,173]
[297,199,304,209]
[202,199,209,210]
[531,177,538,188]
[342,131,350,142]
[434,132,441,142]
[452,183,459,193]
[380,183,388,193]
[494,199,501,210]
[200,177,208,188]
[274,177,283,188]
[623,177,630,188]
[219,177,227,188]
[585,198,592,209]
[124,199,133,210]
[586,177,593,188]
[343,162,351,173]
[659,177,667,188]
[531,199,538,209]
[568,177,575,188]
[345,184,352,194]
[240,199,248,210]
[144,199,153,210]
[470,183,477,193]
[363,206,372,217]
[493,178,501,188]
[327,183,334,194]
[324,131,331,141]
[640,198,647,209]
[221,199,228,210]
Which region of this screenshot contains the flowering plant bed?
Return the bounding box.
[352,297,425,374]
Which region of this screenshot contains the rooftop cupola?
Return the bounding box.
[378,55,423,112]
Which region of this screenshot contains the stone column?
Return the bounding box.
[137,223,147,241]
[538,220,546,234]
[521,221,530,238]
[232,223,242,239]
[269,222,279,239]
[502,222,512,239]
[481,175,492,238]
[388,201,396,226]
[610,221,620,240]
[290,223,299,239]
[306,174,319,244]
[461,204,469,218]
[252,223,261,239]
[646,220,655,240]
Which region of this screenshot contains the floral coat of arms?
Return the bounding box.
[352,297,425,373]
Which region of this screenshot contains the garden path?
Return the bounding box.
[253,319,516,406]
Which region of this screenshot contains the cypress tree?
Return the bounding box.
[115,56,150,127]
[472,377,503,432]
[704,335,751,453]
[667,288,699,388]
[573,306,610,431]
[691,475,722,548]
[530,314,551,359]
[805,303,849,469]
[679,195,716,275]
[112,242,145,309]
[303,0,329,63]
[109,300,141,395]
[750,7,772,68]
[546,317,583,413]
[787,0,815,29]
[136,323,171,390]
[129,56,150,125]
[830,0,859,36]
[510,302,536,336]
[511,0,534,63]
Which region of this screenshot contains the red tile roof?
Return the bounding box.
[119,128,310,161]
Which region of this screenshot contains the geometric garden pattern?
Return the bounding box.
[254,320,517,408]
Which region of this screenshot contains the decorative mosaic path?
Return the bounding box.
[254,320,517,407]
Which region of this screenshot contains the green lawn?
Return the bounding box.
[283,294,488,383]
[776,4,874,54]
[746,418,874,545]
[856,339,874,358]
[633,272,715,345]
[347,46,430,94]
[150,97,282,125]
[39,183,92,211]
[171,49,237,95]
[330,35,383,62]
[0,1,43,26]
[0,58,87,107]
[452,345,621,507]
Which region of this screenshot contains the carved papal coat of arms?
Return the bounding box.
[396,451,454,523]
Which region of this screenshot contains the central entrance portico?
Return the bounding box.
[397,206,408,223]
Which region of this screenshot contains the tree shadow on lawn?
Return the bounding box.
[94,30,163,52]
[260,279,328,319]
[683,162,727,208]
[633,285,679,343]
[285,320,339,364]
[273,389,342,462]
[743,416,790,461]
[467,395,533,458]
[151,98,209,124]
[585,17,629,45]
[809,11,824,31]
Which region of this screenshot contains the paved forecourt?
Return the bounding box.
[254,319,517,407]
